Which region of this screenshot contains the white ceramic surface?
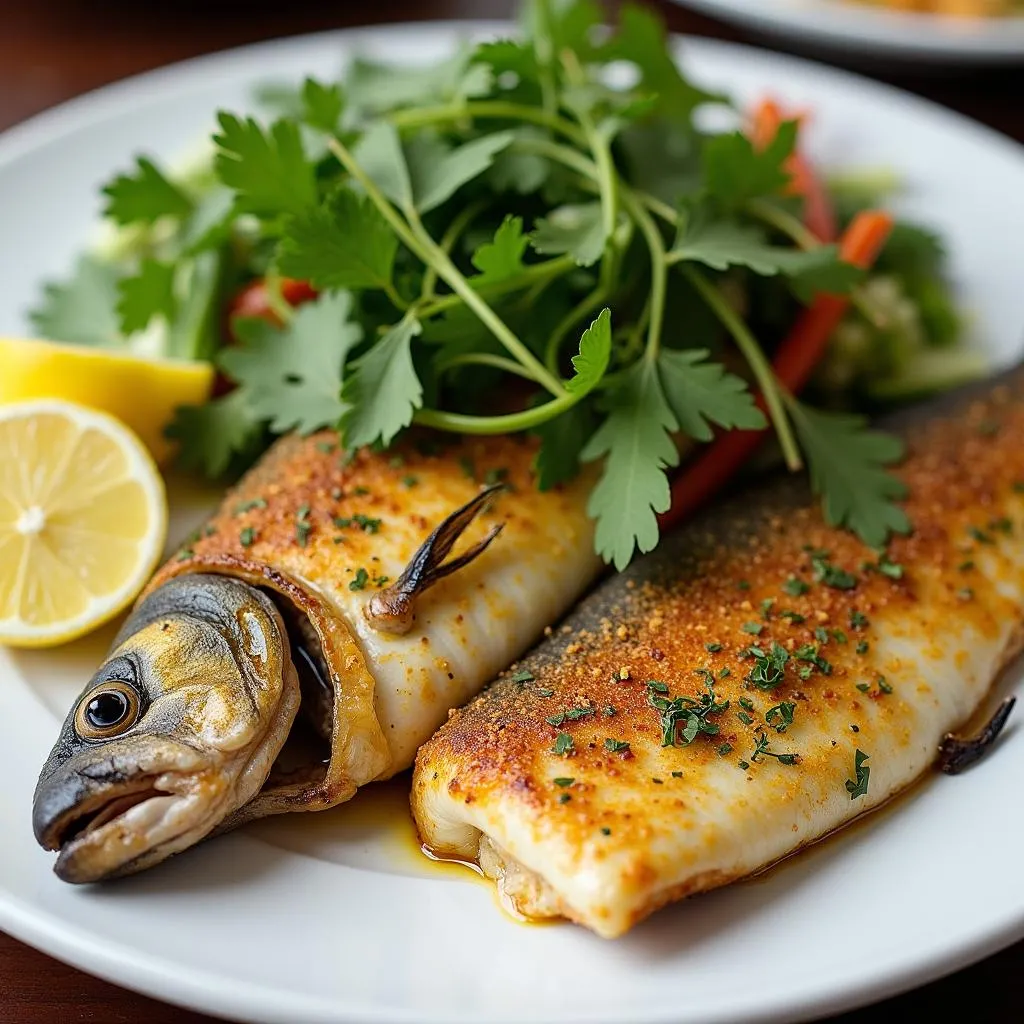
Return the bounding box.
[673,0,1024,61]
[2,24,1024,1024]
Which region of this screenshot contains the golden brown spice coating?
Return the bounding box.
[150,428,598,809]
[413,375,1024,938]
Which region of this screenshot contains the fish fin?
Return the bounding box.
[364,484,506,635]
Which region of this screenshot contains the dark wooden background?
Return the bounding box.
[2,2,1022,1021]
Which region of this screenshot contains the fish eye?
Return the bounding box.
[74,682,141,740]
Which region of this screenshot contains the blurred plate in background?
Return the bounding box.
[672,0,1024,62]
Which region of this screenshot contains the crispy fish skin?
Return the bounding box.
[153,431,598,794]
[413,375,1024,938]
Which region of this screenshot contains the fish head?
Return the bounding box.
[33,574,300,882]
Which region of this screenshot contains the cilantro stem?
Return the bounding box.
[682,265,803,472]
[328,134,566,398]
[746,198,819,251]
[389,101,587,148]
[436,352,539,380]
[561,50,618,243]
[263,268,294,325]
[420,253,575,318]
[415,392,579,434]
[621,190,668,361]
[532,0,560,119]
[404,206,568,399]
[635,190,679,228]
[420,198,486,302]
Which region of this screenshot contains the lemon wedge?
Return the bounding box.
[0,337,214,465]
[0,400,168,648]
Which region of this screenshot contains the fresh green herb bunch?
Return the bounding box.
[34,0,916,568]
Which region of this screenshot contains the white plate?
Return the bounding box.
[3,23,1024,1024]
[673,0,1024,62]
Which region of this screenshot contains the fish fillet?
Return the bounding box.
[412,372,1024,938]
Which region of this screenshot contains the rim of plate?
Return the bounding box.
[671,0,1024,60]
[2,21,1024,1024]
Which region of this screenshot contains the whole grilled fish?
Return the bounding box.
[413,371,1024,938]
[33,432,599,882]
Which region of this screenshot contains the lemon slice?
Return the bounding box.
[0,400,168,648]
[0,337,213,465]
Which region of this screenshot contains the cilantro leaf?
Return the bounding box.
[219,292,362,435]
[166,389,263,478]
[214,112,317,217]
[658,348,766,442]
[531,202,604,267]
[787,399,910,548]
[279,188,399,291]
[566,308,611,396]
[472,38,539,81]
[101,156,193,226]
[346,48,491,115]
[406,131,515,213]
[355,121,413,208]
[703,121,798,207]
[533,402,595,491]
[582,358,679,569]
[670,206,863,297]
[471,215,529,284]
[300,77,344,134]
[601,4,723,121]
[487,128,551,195]
[341,314,423,448]
[116,258,177,335]
[29,256,123,347]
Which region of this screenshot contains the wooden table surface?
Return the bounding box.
[2,2,1022,1021]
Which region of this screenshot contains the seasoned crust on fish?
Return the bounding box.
[152,431,599,801]
[413,376,1024,938]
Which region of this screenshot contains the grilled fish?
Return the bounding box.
[33,432,599,881]
[412,371,1024,938]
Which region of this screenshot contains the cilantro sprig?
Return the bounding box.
[34,0,925,569]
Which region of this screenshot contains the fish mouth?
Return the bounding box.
[45,780,167,852]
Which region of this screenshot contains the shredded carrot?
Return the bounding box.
[660,210,894,531]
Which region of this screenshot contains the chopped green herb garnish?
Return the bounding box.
[295,520,312,547]
[958,560,975,572]
[875,554,904,579]
[652,777,663,784]
[958,587,975,601]
[856,640,869,654]
[845,749,870,799]
[878,677,893,695]
[811,553,858,590]
[600,827,612,835]
[564,706,595,721]
[553,777,574,787]
[856,682,870,693]
[968,525,994,545]
[747,642,789,690]
[759,598,776,619]
[316,440,336,454]
[545,713,566,727]
[850,610,869,629]
[234,497,268,514]
[738,711,754,725]
[536,687,554,697]
[737,580,751,591]
[783,576,810,597]
[831,628,848,644]
[389,455,405,468]
[751,733,798,765]
[718,667,731,679]
[553,733,574,756]
[558,793,572,803]
[671,771,683,778]
[297,502,311,521]
[1014,481,1024,494]
[990,516,1013,534]
[459,455,476,479]
[602,705,617,717]
[510,669,534,683]
[739,697,754,711]
[738,760,751,771]
[717,743,733,755]
[239,527,257,547]
[352,486,370,496]
[814,626,830,645]
[349,567,370,591]
[779,609,806,624]
[766,701,796,733]
[647,680,669,694]
[705,642,723,653]
[742,621,764,635]
[484,466,509,486]
[648,676,729,748]
[604,738,630,753]
[402,475,419,488]
[177,548,194,561]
